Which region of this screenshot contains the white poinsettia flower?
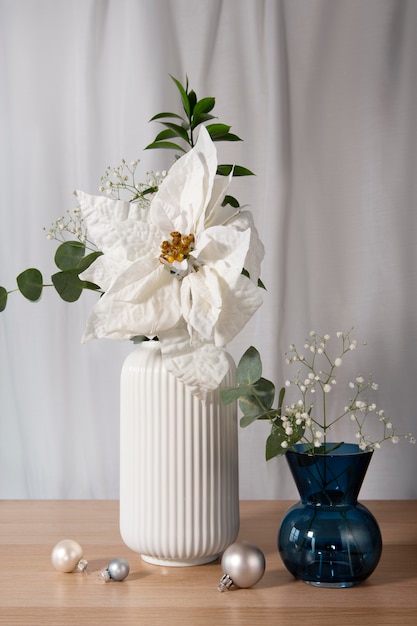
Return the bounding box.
[76,125,264,396]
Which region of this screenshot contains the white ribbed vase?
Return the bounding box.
[119,341,239,566]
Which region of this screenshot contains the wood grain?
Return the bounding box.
[0,500,416,625]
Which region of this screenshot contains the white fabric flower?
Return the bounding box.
[76,126,264,397]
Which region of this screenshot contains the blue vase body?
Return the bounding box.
[278,443,382,587]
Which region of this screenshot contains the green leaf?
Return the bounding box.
[238,377,275,415]
[158,122,190,143]
[191,113,216,129]
[0,286,7,311]
[55,241,86,271]
[216,132,242,142]
[187,89,197,115]
[153,128,181,142]
[240,409,275,428]
[16,268,43,302]
[51,270,99,302]
[216,164,255,177]
[149,111,186,122]
[170,75,191,119]
[220,386,253,405]
[222,195,240,208]
[205,123,231,139]
[233,165,255,176]
[76,250,103,273]
[236,346,262,385]
[266,423,306,461]
[145,141,186,152]
[277,387,286,412]
[193,97,215,118]
[266,429,288,460]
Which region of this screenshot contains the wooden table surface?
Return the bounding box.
[0,500,416,626]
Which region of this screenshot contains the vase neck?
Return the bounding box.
[285,445,373,506]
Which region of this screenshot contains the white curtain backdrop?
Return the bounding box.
[1,0,416,499]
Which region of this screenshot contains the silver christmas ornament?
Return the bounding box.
[51,539,88,573]
[100,558,130,582]
[217,541,265,592]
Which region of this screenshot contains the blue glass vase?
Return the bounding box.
[278,443,382,587]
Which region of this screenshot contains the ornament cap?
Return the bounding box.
[217,574,234,592]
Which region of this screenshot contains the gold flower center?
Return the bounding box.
[160,231,195,264]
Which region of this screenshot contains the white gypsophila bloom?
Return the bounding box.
[356,376,364,384]
[281,440,289,448]
[323,384,332,393]
[391,436,399,444]
[76,126,264,397]
[335,358,342,367]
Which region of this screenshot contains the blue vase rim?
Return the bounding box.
[287,442,373,458]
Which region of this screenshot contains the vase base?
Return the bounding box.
[141,554,219,567]
[303,579,359,589]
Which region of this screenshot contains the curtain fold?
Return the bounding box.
[1,0,416,499]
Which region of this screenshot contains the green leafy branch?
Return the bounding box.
[0,241,102,311]
[146,75,254,179]
[220,346,298,460]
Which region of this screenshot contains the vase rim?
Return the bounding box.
[288,442,373,457]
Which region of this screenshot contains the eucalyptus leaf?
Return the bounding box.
[238,378,275,415]
[16,268,43,301]
[236,346,262,385]
[0,286,8,311]
[54,241,85,271]
[51,271,83,302]
[76,250,103,273]
[220,386,253,405]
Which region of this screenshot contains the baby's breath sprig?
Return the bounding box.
[44,207,88,244]
[221,329,416,459]
[99,159,167,207]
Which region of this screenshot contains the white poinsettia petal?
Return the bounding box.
[82,259,182,341]
[226,210,265,284]
[150,126,217,235]
[209,262,263,345]
[193,225,251,271]
[75,190,136,252]
[181,266,222,341]
[203,173,234,228]
[79,254,129,292]
[159,326,230,399]
[115,219,160,261]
